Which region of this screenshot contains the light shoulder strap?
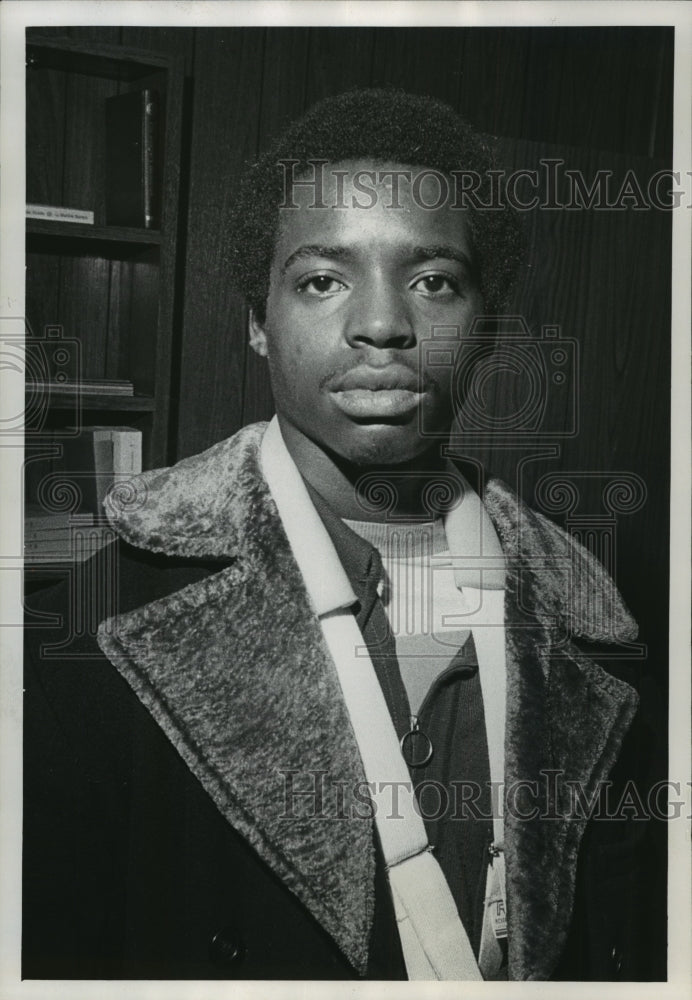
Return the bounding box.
[260,418,481,980]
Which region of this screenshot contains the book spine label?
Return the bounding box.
[26,205,95,224]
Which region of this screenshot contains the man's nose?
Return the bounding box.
[343,280,416,350]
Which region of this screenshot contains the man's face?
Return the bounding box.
[250,161,484,466]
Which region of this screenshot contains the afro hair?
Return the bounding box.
[227,88,524,321]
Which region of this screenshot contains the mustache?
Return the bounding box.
[321,363,439,393]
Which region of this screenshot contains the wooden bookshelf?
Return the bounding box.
[27,219,163,246]
[25,32,185,471]
[25,391,157,412]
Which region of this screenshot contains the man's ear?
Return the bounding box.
[248,309,268,357]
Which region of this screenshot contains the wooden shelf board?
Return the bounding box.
[26,37,169,80]
[25,391,156,412]
[27,219,162,246]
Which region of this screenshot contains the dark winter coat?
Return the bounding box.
[23,423,651,980]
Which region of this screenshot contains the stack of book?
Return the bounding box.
[62,425,142,512]
[25,508,114,564]
[24,426,142,563]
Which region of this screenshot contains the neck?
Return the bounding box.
[277,415,454,522]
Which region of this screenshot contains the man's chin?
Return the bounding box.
[333,423,447,467]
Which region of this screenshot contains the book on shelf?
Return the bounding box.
[24,507,108,564]
[25,524,90,542]
[105,88,161,229]
[68,425,142,513]
[24,526,115,564]
[25,506,94,533]
[27,378,135,396]
[26,426,142,522]
[25,426,141,563]
[26,205,95,224]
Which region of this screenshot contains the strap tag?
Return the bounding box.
[486,852,507,939]
[490,897,507,939]
[478,850,507,978]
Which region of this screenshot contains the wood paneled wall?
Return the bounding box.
[173,26,672,458]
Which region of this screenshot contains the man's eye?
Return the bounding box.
[297,275,346,296]
[413,274,459,297]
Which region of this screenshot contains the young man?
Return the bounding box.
[23,90,645,980]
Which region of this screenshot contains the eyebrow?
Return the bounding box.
[281,242,474,273]
[411,244,474,269]
[281,245,354,273]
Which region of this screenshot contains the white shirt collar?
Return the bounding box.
[259,417,357,617]
[260,416,504,612]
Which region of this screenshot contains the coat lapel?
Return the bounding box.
[98,422,640,980]
[484,481,639,980]
[97,424,375,974]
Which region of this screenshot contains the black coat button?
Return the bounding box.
[610,945,623,978]
[209,928,246,968]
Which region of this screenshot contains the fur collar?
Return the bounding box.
[98,422,639,979]
[104,423,636,646]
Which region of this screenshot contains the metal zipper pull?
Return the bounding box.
[400,714,433,768]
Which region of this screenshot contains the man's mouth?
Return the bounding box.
[329,387,424,418]
[327,366,425,419]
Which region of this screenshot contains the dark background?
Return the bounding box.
[26,25,672,977]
